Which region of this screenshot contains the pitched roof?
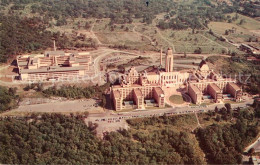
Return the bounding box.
[189,84,201,93]
[113,90,121,98]
[133,89,143,97]
[208,83,221,92]
[154,87,164,96]
[228,82,240,91]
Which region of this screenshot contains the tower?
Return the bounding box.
[160,47,162,67]
[165,48,174,72]
[53,39,56,51]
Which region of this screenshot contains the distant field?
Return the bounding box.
[95,32,149,45]
[208,21,256,37]
[227,13,260,30]
[208,14,260,44]
[160,30,228,53]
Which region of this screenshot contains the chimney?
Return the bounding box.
[53,40,56,51]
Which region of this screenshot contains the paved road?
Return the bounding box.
[0,99,104,117]
[86,99,254,123]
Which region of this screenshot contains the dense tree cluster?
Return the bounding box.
[157,0,237,30]
[0,113,203,164]
[0,114,101,164]
[196,107,259,164]
[43,85,95,99]
[253,99,260,118]
[236,1,260,17]
[42,83,110,99]
[0,0,176,25]
[42,83,110,108]
[0,106,259,164]
[0,86,19,112]
[0,16,53,62]
[0,0,259,62]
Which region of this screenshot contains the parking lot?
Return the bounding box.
[84,99,253,137]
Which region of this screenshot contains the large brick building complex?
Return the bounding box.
[111,48,242,111]
[17,51,92,82]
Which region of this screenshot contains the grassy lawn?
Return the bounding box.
[189,102,214,106]
[223,100,245,104]
[200,102,214,106]
[203,32,244,54]
[208,17,259,45]
[159,29,231,53]
[169,95,185,104]
[113,108,135,113]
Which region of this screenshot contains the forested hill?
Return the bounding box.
[0,105,259,164]
[0,114,204,164]
[0,0,259,62]
[0,16,52,63]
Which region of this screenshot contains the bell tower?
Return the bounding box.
[160,47,163,67]
[165,48,173,72]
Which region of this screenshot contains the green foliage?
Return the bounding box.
[156,0,238,30]
[0,108,259,164]
[42,83,110,107]
[253,100,260,118]
[43,85,95,99]
[0,114,203,164]
[0,0,176,25]
[0,16,53,62]
[194,47,202,54]
[238,1,260,18]
[196,108,259,164]
[0,114,101,164]
[0,86,19,112]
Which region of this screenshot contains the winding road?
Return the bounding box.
[90,19,102,45]
[132,24,153,43]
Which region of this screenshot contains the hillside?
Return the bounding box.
[0,0,259,62]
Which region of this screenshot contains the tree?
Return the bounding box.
[209,29,214,35]
[215,106,219,113]
[248,148,255,155]
[84,22,91,29]
[36,83,43,92]
[184,52,187,58]
[216,115,221,122]
[225,30,229,35]
[225,103,231,111]
[194,47,202,54]
[23,85,30,91]
[239,19,245,25]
